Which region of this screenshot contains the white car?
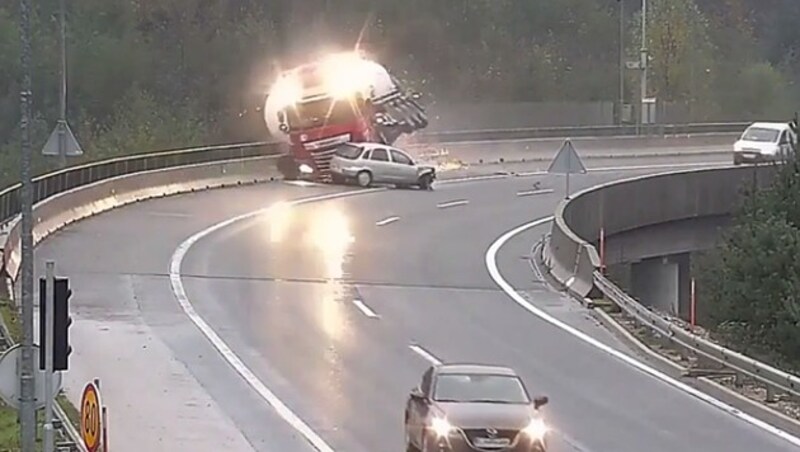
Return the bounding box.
[733,122,797,165]
[329,142,436,189]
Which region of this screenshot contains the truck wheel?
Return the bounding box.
[356,171,372,188]
[277,155,299,180]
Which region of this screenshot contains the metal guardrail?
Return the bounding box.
[594,272,800,398]
[414,122,749,144]
[0,121,749,229]
[0,141,279,228]
[543,162,800,403]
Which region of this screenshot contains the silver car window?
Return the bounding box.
[391,150,413,165]
[371,149,389,161]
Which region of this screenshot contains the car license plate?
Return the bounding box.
[474,437,510,447]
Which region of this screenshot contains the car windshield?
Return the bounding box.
[286,97,359,130]
[741,127,780,143]
[433,374,530,404]
[334,144,363,159]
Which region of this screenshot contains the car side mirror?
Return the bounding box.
[410,387,425,401]
[533,396,548,409]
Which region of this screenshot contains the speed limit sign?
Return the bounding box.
[80,381,103,452]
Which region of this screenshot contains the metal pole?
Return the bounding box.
[619,0,625,125]
[102,406,108,452]
[640,0,648,127]
[44,262,55,452]
[18,0,37,449]
[57,0,67,169]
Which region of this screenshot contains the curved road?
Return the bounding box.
[34,153,799,451]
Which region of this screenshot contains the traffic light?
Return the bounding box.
[39,277,73,371]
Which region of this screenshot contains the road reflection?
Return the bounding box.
[271,201,357,422]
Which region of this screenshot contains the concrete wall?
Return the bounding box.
[543,164,779,298]
[3,156,281,282]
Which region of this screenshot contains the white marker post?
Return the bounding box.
[43,260,55,452]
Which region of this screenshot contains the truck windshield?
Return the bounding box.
[286,98,360,130]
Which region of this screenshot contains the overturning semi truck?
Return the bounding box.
[263,51,428,181]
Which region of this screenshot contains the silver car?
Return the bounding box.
[329,142,436,189]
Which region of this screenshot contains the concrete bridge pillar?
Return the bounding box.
[630,253,691,317]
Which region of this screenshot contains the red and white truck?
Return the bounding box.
[263,51,428,181]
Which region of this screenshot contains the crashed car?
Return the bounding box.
[328,142,436,189]
[404,363,549,452]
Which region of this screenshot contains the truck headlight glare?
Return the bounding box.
[299,164,314,174]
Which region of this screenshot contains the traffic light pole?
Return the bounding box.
[43,261,55,452]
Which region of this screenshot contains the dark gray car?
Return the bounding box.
[405,364,549,452]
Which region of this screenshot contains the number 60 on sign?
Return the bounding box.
[80,381,103,452]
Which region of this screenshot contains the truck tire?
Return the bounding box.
[277,155,299,180]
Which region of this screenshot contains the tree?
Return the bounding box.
[697,152,800,370]
[632,0,715,103]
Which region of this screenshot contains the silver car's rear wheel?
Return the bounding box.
[357,170,372,187]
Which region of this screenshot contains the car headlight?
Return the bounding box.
[523,417,548,440]
[430,417,454,438]
[298,164,314,174]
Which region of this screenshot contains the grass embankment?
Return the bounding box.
[0,297,80,450]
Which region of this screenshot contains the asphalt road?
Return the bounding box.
[34,154,797,451]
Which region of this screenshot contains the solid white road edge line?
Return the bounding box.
[485,216,800,448]
[436,199,469,209]
[375,216,400,226]
[352,299,379,319]
[409,344,443,365]
[169,187,384,452]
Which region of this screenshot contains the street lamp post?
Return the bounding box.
[618,0,625,125]
[640,0,649,127]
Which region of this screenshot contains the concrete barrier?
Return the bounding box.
[545,164,778,297]
[4,156,280,281]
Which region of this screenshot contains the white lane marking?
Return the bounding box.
[409,344,443,365]
[517,189,555,197]
[485,217,800,448]
[145,211,192,218]
[351,299,379,318]
[170,188,384,452]
[375,216,400,227]
[436,199,469,209]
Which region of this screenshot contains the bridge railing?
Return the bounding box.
[413,122,749,144]
[542,163,800,400]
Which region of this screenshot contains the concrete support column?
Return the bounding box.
[631,256,679,315]
[630,252,692,317]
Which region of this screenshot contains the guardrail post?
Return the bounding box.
[765,385,775,403]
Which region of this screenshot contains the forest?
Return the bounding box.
[0,0,798,185]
